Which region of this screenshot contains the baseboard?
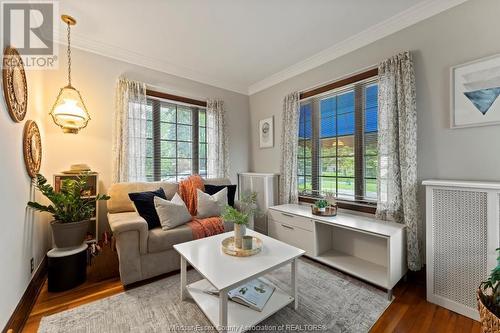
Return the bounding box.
[2,256,47,333]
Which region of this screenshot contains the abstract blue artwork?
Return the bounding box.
[451,54,500,128]
[463,87,500,115]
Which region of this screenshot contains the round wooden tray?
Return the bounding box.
[221,236,262,257]
[311,205,337,217]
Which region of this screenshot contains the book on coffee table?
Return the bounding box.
[205,278,275,312]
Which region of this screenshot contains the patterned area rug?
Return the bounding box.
[38,257,391,333]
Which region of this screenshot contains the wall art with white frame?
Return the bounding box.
[259,116,274,148]
[451,54,500,128]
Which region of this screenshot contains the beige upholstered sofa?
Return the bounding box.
[107,178,234,285]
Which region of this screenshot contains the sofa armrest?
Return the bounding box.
[108,212,148,255]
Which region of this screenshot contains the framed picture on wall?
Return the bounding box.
[451,54,500,128]
[259,116,274,148]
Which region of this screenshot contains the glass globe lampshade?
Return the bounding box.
[50,85,90,134]
[50,14,90,134]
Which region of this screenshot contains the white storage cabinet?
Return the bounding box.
[268,204,407,299]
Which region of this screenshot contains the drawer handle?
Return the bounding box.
[281,213,295,218]
[282,224,294,230]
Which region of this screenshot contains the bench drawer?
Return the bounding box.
[268,209,314,232]
[268,219,314,255]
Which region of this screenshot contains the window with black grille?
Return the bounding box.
[145,95,207,182]
[298,76,378,203]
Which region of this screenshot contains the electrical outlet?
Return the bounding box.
[30,258,34,273]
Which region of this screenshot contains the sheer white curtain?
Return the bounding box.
[112,77,148,183]
[206,99,228,178]
[279,92,300,204]
[376,51,422,271]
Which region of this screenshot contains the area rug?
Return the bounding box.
[38,257,391,333]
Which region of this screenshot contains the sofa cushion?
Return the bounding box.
[205,184,237,207]
[108,181,178,214]
[107,178,230,214]
[129,188,166,230]
[148,224,193,253]
[154,194,192,230]
[197,188,227,218]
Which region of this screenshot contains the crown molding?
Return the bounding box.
[53,31,249,95]
[247,0,469,95]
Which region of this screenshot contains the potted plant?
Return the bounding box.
[478,248,500,331]
[222,205,249,249]
[238,191,260,229]
[314,199,329,212]
[28,174,110,249]
[478,248,500,332]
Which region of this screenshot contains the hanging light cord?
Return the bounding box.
[67,21,72,87]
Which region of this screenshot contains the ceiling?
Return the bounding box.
[56,0,467,94]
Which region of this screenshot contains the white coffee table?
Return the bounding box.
[173,229,305,333]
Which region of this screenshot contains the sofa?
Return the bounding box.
[107,178,234,285]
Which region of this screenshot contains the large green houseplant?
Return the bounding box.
[478,248,500,332]
[28,174,110,248]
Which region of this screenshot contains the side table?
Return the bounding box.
[47,244,87,292]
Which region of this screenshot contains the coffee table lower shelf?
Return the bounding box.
[186,278,294,333]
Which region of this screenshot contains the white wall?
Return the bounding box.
[0,68,50,328]
[249,0,500,188]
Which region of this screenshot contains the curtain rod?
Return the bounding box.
[299,63,378,100]
[145,83,208,103]
[146,89,207,108]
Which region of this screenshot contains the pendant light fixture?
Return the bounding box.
[50,15,90,134]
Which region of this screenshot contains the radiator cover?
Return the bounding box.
[424,180,500,320]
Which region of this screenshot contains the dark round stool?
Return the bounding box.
[47,244,87,292]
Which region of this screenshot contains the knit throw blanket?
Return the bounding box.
[178,175,225,239]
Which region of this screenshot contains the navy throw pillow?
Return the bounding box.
[204,184,237,207]
[128,188,167,230]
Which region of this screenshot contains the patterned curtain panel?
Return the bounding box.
[206,99,228,178]
[112,77,148,183]
[279,92,300,204]
[376,51,422,271]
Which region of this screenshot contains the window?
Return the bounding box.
[298,75,378,203]
[145,94,207,182]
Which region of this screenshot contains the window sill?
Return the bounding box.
[298,196,376,215]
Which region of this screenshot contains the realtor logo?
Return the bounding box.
[1,1,58,69]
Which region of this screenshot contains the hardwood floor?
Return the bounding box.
[370,274,481,333]
[23,242,123,333]
[22,244,479,333]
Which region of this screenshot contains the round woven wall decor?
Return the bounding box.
[23,120,42,178]
[2,46,28,122]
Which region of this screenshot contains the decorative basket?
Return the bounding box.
[477,289,500,333]
[311,205,337,217]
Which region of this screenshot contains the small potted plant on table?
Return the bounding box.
[28,174,110,249]
[238,191,259,229]
[222,206,249,249]
[314,199,328,213]
[478,248,500,332]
